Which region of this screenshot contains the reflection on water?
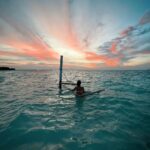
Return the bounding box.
[0,70,150,150]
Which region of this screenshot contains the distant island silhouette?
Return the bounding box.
[0,67,15,71]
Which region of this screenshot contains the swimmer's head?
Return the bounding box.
[77,80,81,86]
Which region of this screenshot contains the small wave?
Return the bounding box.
[0,70,150,150]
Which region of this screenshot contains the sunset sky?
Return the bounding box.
[0,0,150,69]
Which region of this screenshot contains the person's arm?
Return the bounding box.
[71,87,76,91]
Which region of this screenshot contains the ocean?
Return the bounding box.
[0,70,150,150]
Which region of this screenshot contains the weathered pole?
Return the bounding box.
[59,55,63,89]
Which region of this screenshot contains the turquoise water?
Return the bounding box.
[0,70,150,150]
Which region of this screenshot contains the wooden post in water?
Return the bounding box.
[59,55,63,89]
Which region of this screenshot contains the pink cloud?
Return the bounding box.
[0,37,59,61]
[109,42,118,54]
[120,26,134,36]
[84,52,120,67]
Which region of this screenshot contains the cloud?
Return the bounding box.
[120,26,134,36]
[109,41,118,54]
[82,22,104,48]
[123,54,150,67]
[96,11,150,68]
[0,0,150,69]
[84,51,120,67]
[139,11,150,25]
[0,1,60,62]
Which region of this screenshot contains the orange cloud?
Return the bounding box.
[84,51,120,67]
[0,37,59,61]
[105,57,120,67]
[110,42,118,54]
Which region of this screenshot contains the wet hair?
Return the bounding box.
[77,80,81,86]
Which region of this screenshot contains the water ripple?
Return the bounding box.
[0,70,150,150]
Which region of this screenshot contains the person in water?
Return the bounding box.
[73,80,85,96]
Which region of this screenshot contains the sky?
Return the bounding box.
[0,0,150,70]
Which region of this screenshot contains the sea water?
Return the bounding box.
[0,70,150,150]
